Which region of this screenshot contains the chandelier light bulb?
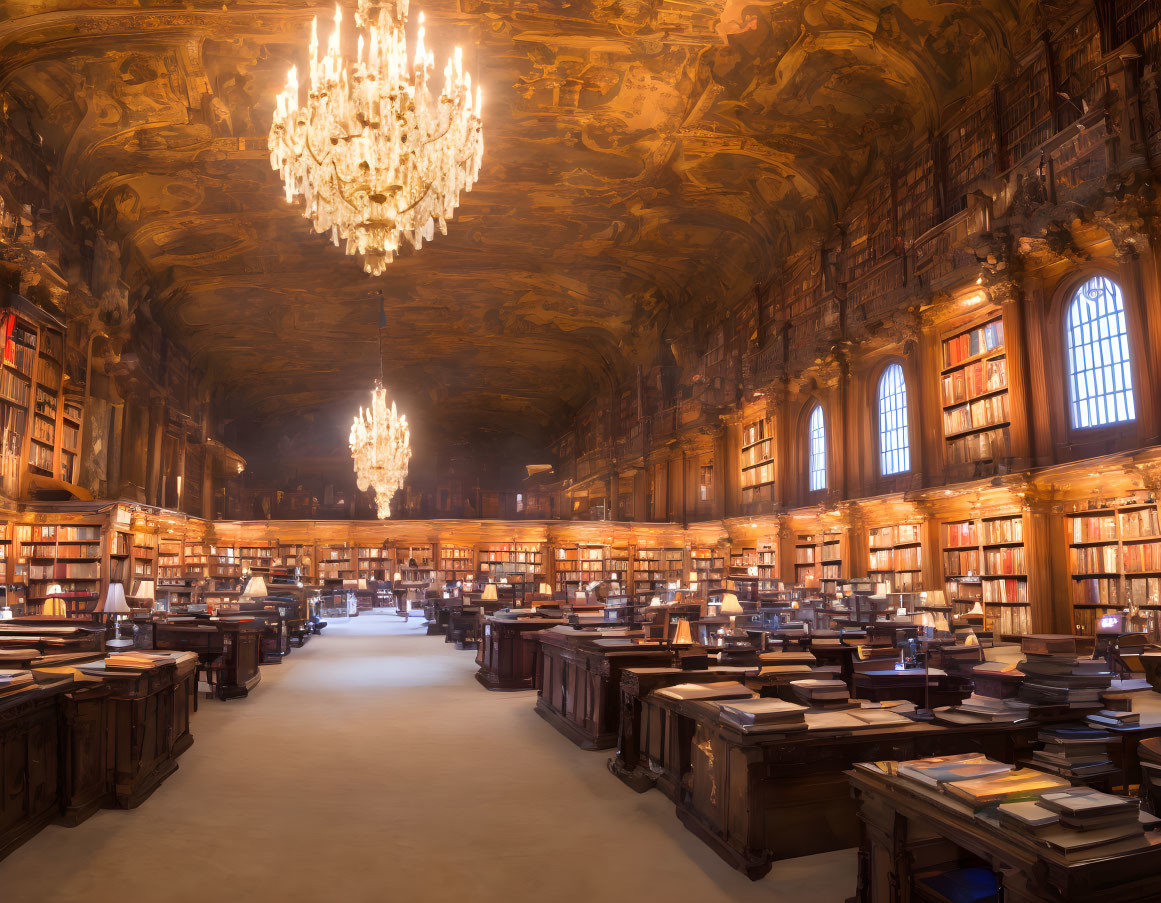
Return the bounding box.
[269,0,484,275]
[349,383,412,518]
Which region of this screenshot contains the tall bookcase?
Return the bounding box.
[940,314,1010,467]
[820,533,844,593]
[554,544,604,594]
[239,542,274,575]
[740,416,775,508]
[690,547,724,595]
[438,544,473,582]
[794,533,820,587]
[358,545,393,581]
[868,523,924,592]
[757,543,778,593]
[1067,501,1161,638]
[942,514,1029,637]
[633,547,683,591]
[318,545,355,582]
[478,543,543,583]
[24,523,102,612]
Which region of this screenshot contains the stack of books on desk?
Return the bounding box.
[1086,709,1141,729]
[103,652,172,671]
[942,767,1072,809]
[1015,652,1112,709]
[999,789,1156,850]
[898,753,1014,788]
[789,678,849,706]
[717,699,807,733]
[0,669,34,694]
[1027,725,1114,778]
[940,692,1028,723]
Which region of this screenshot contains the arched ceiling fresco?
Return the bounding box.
[0,0,1037,445]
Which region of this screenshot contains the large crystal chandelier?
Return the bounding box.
[269,0,483,275]
[350,383,412,518]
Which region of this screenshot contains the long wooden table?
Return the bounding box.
[849,764,1161,901]
[534,629,704,750]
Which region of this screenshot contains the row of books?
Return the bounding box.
[741,420,770,446]
[1122,540,1161,572]
[943,549,979,574]
[945,520,978,548]
[943,392,1010,436]
[34,525,100,542]
[1121,507,1160,538]
[942,317,1005,369]
[869,524,922,545]
[984,546,1025,574]
[0,369,29,406]
[29,562,100,579]
[740,443,774,468]
[1069,545,1118,574]
[556,548,604,561]
[1029,726,1113,778]
[984,516,1023,544]
[1073,577,1120,608]
[946,425,1010,465]
[794,547,815,564]
[26,543,99,559]
[981,578,1027,606]
[1125,576,1161,607]
[940,357,1007,406]
[987,603,1031,635]
[741,461,775,488]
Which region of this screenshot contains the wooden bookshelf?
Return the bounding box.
[820,533,844,592]
[940,314,1010,468]
[24,523,102,611]
[942,514,1029,637]
[757,543,779,593]
[554,544,604,594]
[276,543,313,581]
[1067,500,1161,638]
[209,545,240,580]
[131,529,157,593]
[158,538,183,582]
[633,546,683,591]
[794,533,820,587]
[690,547,724,595]
[357,544,393,580]
[478,543,543,582]
[437,544,473,582]
[238,542,274,574]
[740,415,775,507]
[318,544,355,582]
[868,523,924,593]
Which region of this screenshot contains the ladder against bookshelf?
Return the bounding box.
[1067,501,1161,638]
[794,534,820,587]
[940,314,1011,468]
[868,523,924,593]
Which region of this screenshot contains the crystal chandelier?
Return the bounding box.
[350,383,412,518]
[269,0,483,275]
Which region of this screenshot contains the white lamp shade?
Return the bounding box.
[924,589,947,607]
[895,606,908,618]
[967,601,985,616]
[46,583,63,596]
[481,584,498,601]
[538,583,553,595]
[357,579,368,590]
[719,593,743,615]
[132,580,155,601]
[650,595,662,606]
[96,583,130,615]
[393,572,403,582]
[241,575,268,598]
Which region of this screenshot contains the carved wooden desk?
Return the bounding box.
[534,629,693,750]
[475,615,564,690]
[0,676,74,861]
[150,620,261,700]
[643,694,1042,879]
[848,764,1161,902]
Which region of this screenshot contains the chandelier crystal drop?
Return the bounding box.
[350,383,412,518]
[269,0,484,275]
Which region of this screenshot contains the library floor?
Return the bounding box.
[0,614,856,903]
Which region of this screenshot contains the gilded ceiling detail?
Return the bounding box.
[0,0,1036,444]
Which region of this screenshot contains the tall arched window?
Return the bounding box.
[878,363,910,475]
[808,404,826,491]
[1066,275,1136,429]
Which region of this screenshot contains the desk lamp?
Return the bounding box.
[132,580,156,611]
[241,575,268,599]
[96,583,133,649]
[481,584,499,602]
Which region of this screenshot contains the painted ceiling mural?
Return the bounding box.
[0,0,1040,448]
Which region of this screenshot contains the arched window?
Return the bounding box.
[877,363,910,475]
[1066,276,1136,429]
[808,404,826,491]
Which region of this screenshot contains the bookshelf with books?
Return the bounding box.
[437,544,474,582]
[183,543,210,579]
[819,533,844,592]
[633,546,684,591]
[942,513,1030,637]
[756,544,779,593]
[553,544,604,594]
[318,545,355,582]
[690,547,724,596]
[357,545,394,581]
[208,545,241,581]
[794,533,820,587]
[868,523,924,593]
[1067,500,1161,638]
[158,538,183,582]
[478,543,544,583]
[131,529,157,589]
[276,543,313,581]
[24,523,103,611]
[740,415,775,508]
[940,314,1011,468]
[239,542,274,575]
[59,399,83,485]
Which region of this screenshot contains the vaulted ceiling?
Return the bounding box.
[0,0,1036,453]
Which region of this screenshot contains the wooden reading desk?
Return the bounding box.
[476,613,565,690]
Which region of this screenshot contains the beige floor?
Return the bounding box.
[0,614,857,903]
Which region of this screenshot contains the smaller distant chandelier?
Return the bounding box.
[269,0,484,275]
[350,383,412,518]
